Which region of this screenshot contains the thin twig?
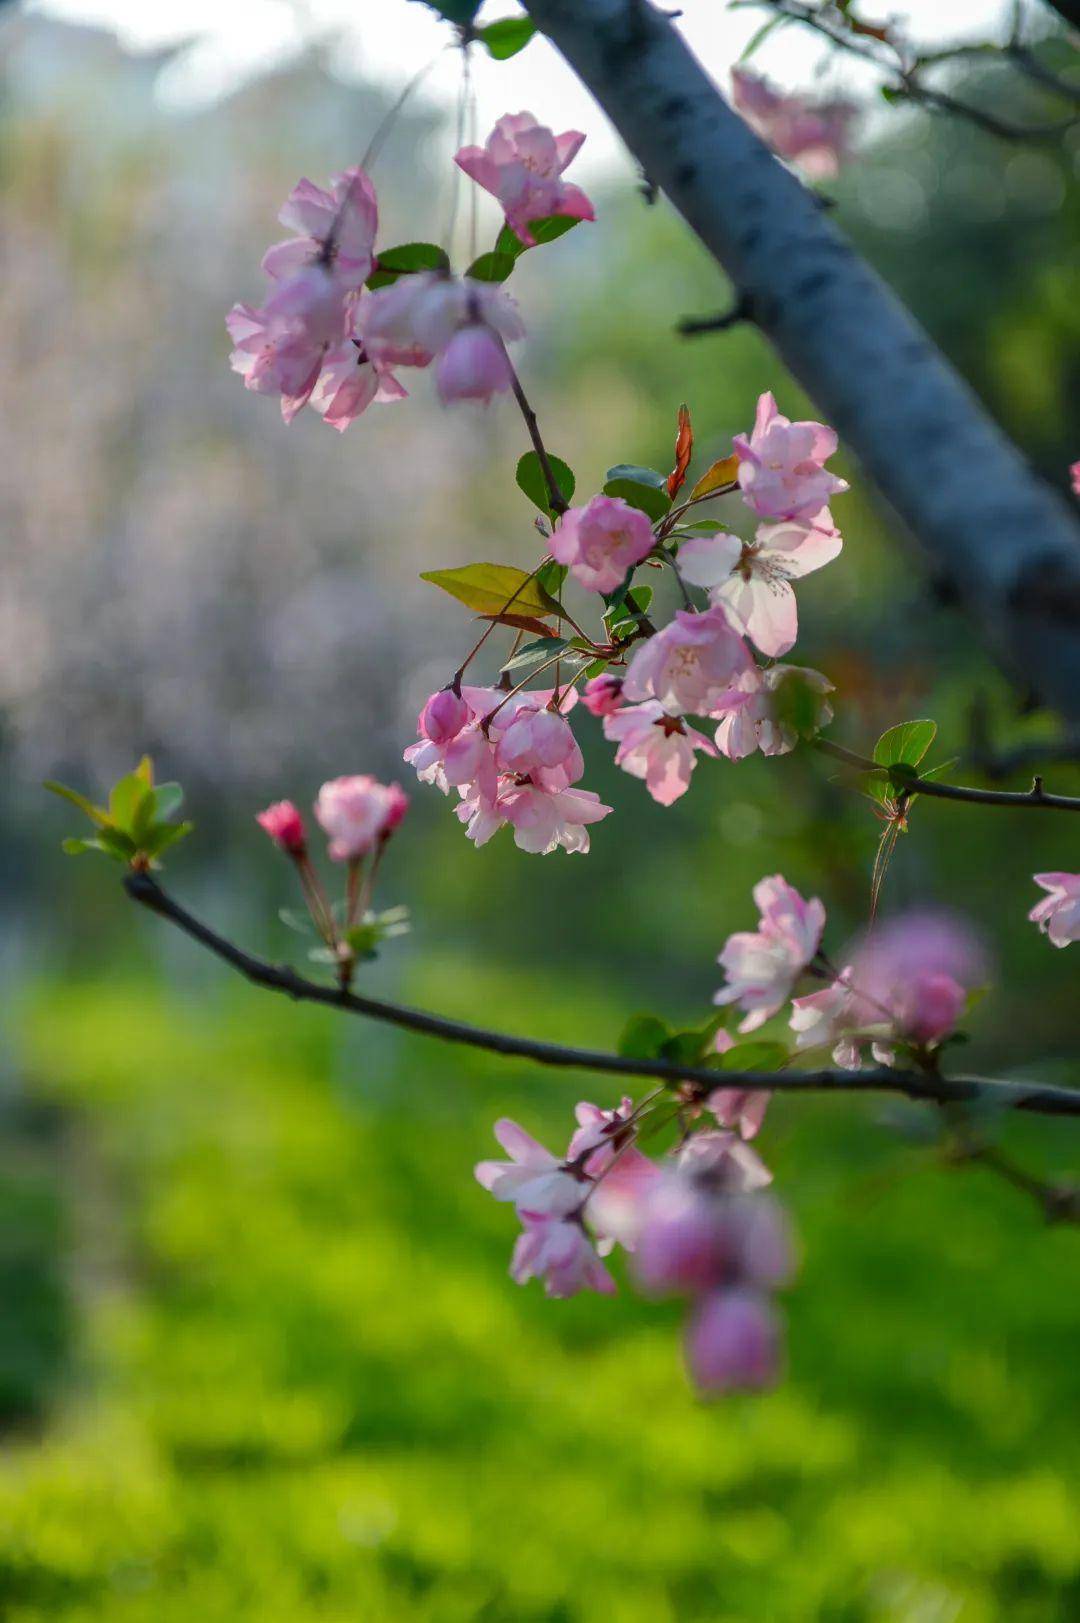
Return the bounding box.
[122,873,1080,1118]
[813,736,1080,811]
[678,294,755,337]
[949,1138,1080,1223]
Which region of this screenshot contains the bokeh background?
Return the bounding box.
[2,2,1079,1618]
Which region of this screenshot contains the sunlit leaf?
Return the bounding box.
[477,16,536,58]
[420,562,564,622]
[688,453,740,502]
[464,250,516,283]
[666,404,693,499]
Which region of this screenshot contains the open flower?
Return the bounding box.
[261,167,378,295]
[1029,872,1080,948]
[622,606,752,716]
[475,1118,583,1218]
[455,111,595,246]
[510,1217,615,1298]
[225,302,327,423]
[678,518,842,657]
[549,494,655,594]
[715,875,826,1032]
[733,391,848,524]
[603,700,717,805]
[363,274,525,404]
[499,783,613,855]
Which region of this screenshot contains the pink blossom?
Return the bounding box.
[685,1287,781,1393]
[499,783,613,855]
[494,705,583,791]
[677,1131,773,1192]
[308,342,406,433]
[731,67,856,181]
[455,111,595,246]
[678,517,842,657]
[435,322,513,403]
[225,302,325,423]
[636,1175,793,1297]
[622,606,753,717]
[262,167,378,296]
[510,1217,615,1298]
[706,1087,771,1140]
[1029,872,1080,948]
[733,392,848,524]
[549,495,655,595]
[715,875,826,1032]
[847,911,986,1046]
[314,774,409,861]
[362,274,524,397]
[1071,461,1080,497]
[603,701,717,805]
[567,1097,635,1166]
[581,673,624,717]
[475,1117,583,1218]
[420,687,470,745]
[713,664,834,761]
[256,799,306,856]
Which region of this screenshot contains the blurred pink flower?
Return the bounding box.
[685,1287,781,1393]
[706,1086,771,1140]
[510,1217,615,1298]
[255,799,306,856]
[1070,461,1080,496]
[847,910,987,1045]
[455,111,595,246]
[314,774,408,860]
[581,673,625,717]
[731,67,856,180]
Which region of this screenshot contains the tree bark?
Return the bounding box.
[523,0,1080,723]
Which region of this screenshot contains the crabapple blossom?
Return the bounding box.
[677,1131,772,1192]
[308,329,407,433]
[549,494,655,594]
[622,605,752,716]
[715,875,826,1032]
[733,391,849,524]
[225,302,327,423]
[788,972,895,1070]
[494,705,583,790]
[262,168,378,297]
[362,274,524,405]
[581,673,625,717]
[314,775,409,861]
[706,1086,771,1141]
[567,1097,635,1165]
[1071,461,1080,497]
[678,517,842,657]
[685,1287,781,1393]
[499,783,612,855]
[256,800,307,856]
[454,112,595,246]
[847,911,986,1046]
[603,701,717,805]
[419,686,470,746]
[475,1117,584,1218]
[713,664,834,761]
[1029,873,1080,948]
[731,67,856,180]
[510,1217,615,1298]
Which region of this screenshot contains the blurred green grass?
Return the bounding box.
[2,962,1078,1623]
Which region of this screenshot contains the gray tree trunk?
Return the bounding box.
[523,0,1080,724]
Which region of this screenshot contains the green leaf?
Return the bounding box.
[583,657,611,680]
[494,214,583,262]
[716,1040,790,1072]
[660,1013,731,1068]
[140,821,194,857]
[873,719,937,770]
[605,464,668,490]
[366,242,450,290]
[478,16,536,58]
[516,451,576,515]
[465,250,516,283]
[108,772,152,836]
[617,1014,671,1060]
[628,585,653,615]
[420,562,564,622]
[501,636,570,674]
[603,477,670,523]
[44,780,110,828]
[536,559,568,597]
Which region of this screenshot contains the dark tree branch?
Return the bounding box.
[678,293,755,335]
[814,736,1080,810]
[121,872,1080,1119]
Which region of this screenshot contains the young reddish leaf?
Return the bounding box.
[477,610,560,638]
[666,404,693,499]
[688,453,740,502]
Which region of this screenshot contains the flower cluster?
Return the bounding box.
[477,1092,794,1395]
[730,67,857,179]
[227,112,594,427]
[404,684,612,855]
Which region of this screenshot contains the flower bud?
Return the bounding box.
[685,1287,781,1394]
[419,687,469,746]
[435,323,512,404]
[256,799,307,856]
[581,673,624,718]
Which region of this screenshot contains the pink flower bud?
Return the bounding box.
[420,687,469,746]
[435,323,512,404]
[685,1287,781,1394]
[314,775,407,861]
[634,1175,729,1295]
[581,673,624,717]
[256,799,307,856]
